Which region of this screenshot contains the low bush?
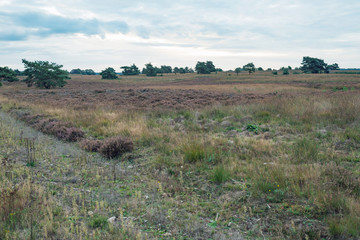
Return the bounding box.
[99,136,133,159]
[35,119,84,142]
[79,139,103,152]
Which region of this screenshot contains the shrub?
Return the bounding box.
[34,118,84,142]
[89,215,108,229]
[79,139,103,152]
[99,136,133,159]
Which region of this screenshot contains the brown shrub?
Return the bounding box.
[79,139,103,152]
[99,136,133,159]
[34,118,84,142]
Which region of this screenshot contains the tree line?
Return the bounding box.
[0,56,340,88]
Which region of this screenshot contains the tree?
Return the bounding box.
[121,64,140,75]
[0,66,18,82]
[235,67,242,76]
[283,68,289,75]
[327,63,339,72]
[84,69,96,75]
[22,59,69,89]
[70,68,83,74]
[144,63,157,77]
[160,65,172,74]
[173,67,180,75]
[300,56,328,73]
[100,67,118,79]
[243,63,255,74]
[206,61,216,73]
[257,67,264,71]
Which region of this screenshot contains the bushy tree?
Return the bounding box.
[206,61,216,73]
[243,63,255,74]
[195,61,217,74]
[160,65,172,74]
[195,62,209,74]
[300,56,328,73]
[70,68,96,75]
[70,68,83,74]
[257,67,264,71]
[100,67,118,79]
[283,68,289,75]
[83,69,96,75]
[22,59,69,88]
[235,67,242,75]
[0,66,18,82]
[144,63,157,77]
[327,63,340,72]
[121,64,140,75]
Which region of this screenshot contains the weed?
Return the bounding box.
[89,215,108,229]
[292,138,319,163]
[182,141,207,163]
[246,123,260,134]
[211,165,231,184]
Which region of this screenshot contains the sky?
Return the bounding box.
[0,0,359,71]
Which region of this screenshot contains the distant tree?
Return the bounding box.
[100,67,118,79]
[327,63,340,71]
[121,64,140,75]
[266,68,272,71]
[160,65,172,74]
[84,69,96,75]
[144,63,157,77]
[272,71,278,75]
[14,69,23,76]
[0,66,18,82]
[243,63,256,74]
[300,56,328,73]
[187,67,195,73]
[22,59,69,88]
[70,68,83,74]
[195,61,209,74]
[206,61,216,73]
[195,61,217,74]
[235,67,242,76]
[215,68,223,74]
[288,66,292,70]
[257,67,264,71]
[173,67,180,75]
[283,68,289,75]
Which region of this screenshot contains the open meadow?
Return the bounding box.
[1,71,360,239]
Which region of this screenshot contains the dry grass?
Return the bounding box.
[1,71,360,239]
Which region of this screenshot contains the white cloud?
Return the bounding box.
[0,0,359,70]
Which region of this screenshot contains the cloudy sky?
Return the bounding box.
[0,0,359,71]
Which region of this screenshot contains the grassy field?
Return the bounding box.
[0,71,360,239]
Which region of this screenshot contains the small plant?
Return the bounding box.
[292,138,319,163]
[246,124,260,134]
[183,141,207,163]
[211,165,231,184]
[89,215,108,229]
